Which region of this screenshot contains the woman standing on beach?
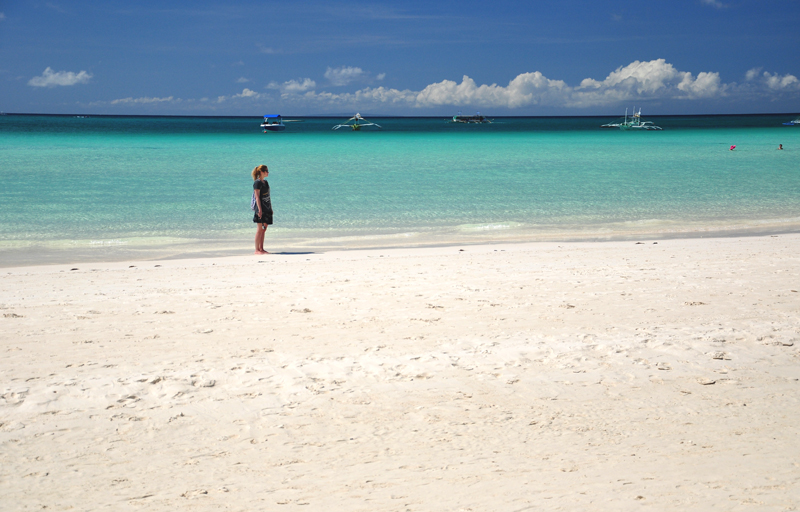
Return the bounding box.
[252,164,273,254]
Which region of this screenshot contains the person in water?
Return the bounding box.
[778,144,784,150]
[251,164,273,254]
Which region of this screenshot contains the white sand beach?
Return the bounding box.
[1,235,799,511]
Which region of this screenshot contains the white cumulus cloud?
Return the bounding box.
[743,68,800,91]
[267,78,317,94]
[575,59,722,104]
[325,66,367,86]
[110,96,176,105]
[102,59,799,114]
[415,72,569,108]
[745,68,763,81]
[28,67,92,87]
[217,88,262,102]
[235,88,259,98]
[291,60,727,110]
[762,72,799,91]
[701,0,728,8]
[236,77,250,83]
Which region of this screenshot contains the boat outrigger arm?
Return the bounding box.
[332,113,382,131]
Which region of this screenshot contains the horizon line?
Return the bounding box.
[3,111,799,119]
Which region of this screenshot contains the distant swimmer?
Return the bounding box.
[778,144,784,150]
[730,145,736,150]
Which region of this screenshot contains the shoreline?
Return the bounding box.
[3,221,800,268]
[2,233,799,509]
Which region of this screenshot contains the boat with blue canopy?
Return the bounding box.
[261,115,286,132]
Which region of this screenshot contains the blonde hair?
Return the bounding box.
[251,164,269,180]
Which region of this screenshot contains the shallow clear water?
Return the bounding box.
[1,114,798,264]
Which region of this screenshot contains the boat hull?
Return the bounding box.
[261,124,286,132]
[451,115,491,124]
[601,108,662,130]
[619,124,662,131]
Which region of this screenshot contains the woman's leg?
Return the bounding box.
[255,224,266,254]
[261,224,269,253]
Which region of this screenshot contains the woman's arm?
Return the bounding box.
[255,186,263,216]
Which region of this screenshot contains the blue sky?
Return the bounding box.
[2,0,799,115]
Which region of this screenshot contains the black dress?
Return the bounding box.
[253,179,273,225]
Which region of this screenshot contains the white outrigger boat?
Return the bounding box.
[261,114,286,132]
[332,113,381,131]
[783,117,800,126]
[601,108,662,130]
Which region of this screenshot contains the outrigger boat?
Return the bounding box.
[332,113,382,131]
[261,115,286,132]
[601,108,662,130]
[450,111,492,124]
[783,117,800,126]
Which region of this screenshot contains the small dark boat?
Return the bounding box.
[450,112,492,124]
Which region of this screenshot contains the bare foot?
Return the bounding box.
[254,250,267,255]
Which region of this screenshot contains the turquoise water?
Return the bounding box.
[1,114,799,264]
